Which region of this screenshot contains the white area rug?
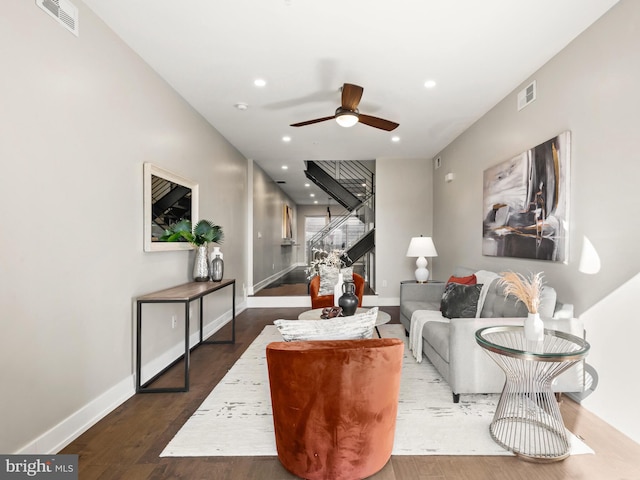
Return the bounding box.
[161,324,593,457]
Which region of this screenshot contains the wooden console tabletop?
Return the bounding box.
[137,279,235,302]
[136,279,236,393]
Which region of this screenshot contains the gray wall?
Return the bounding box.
[432,0,639,314]
[251,162,297,290]
[431,0,640,443]
[376,157,434,304]
[0,1,247,453]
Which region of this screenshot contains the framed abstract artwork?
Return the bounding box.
[482,131,570,262]
[282,204,294,240]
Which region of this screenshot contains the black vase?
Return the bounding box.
[338,281,358,316]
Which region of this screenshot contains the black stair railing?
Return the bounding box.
[305,163,361,211]
[305,159,376,267]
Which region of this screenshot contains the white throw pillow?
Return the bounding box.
[318,265,354,296]
[274,307,378,342]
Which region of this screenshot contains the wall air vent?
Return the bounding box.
[36,0,79,37]
[517,80,536,111]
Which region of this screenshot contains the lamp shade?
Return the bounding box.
[406,236,437,283]
[406,236,438,257]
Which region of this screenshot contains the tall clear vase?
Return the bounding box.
[193,245,210,282]
[210,253,224,282]
[524,312,544,352]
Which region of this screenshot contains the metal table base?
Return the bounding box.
[476,326,589,462]
[136,279,236,393]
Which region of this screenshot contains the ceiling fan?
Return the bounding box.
[290,83,399,131]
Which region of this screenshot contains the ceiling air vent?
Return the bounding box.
[517,80,536,111]
[36,0,79,37]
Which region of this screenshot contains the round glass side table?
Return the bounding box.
[475,326,590,462]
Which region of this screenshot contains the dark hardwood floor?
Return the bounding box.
[60,306,640,479]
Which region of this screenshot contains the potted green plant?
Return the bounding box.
[161,219,224,281]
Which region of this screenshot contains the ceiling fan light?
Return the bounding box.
[335,111,359,128]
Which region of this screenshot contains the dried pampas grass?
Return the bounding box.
[498,271,544,314]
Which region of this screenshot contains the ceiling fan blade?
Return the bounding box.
[358,114,399,131]
[341,83,364,111]
[290,115,335,127]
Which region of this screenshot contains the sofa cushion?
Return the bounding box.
[401,300,440,321]
[538,286,557,318]
[479,281,557,318]
[440,283,483,319]
[274,307,377,341]
[423,321,451,362]
[480,282,529,317]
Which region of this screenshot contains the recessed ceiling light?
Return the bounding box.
[282,136,291,142]
[424,80,437,89]
[254,78,266,87]
[234,103,248,110]
[314,200,318,204]
[281,165,288,170]
[391,136,400,142]
[304,183,310,187]
[310,193,315,197]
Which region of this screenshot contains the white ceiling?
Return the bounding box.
[82,0,618,205]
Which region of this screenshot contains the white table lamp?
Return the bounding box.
[406,236,438,283]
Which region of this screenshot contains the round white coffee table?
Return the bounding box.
[298,307,391,337]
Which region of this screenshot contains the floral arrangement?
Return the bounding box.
[160,219,224,247]
[306,248,351,279]
[498,271,544,314]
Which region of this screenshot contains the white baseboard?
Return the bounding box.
[139,306,240,382]
[376,296,400,306]
[247,296,311,308]
[17,375,135,455]
[16,303,244,455]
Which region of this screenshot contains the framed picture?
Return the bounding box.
[143,163,199,252]
[282,204,293,239]
[482,131,570,262]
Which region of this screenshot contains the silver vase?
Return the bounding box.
[211,253,224,282]
[193,245,210,282]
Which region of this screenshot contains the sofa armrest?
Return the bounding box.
[400,282,446,304]
[553,302,574,319]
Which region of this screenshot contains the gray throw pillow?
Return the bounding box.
[440,283,483,319]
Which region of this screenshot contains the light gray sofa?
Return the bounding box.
[400,267,584,402]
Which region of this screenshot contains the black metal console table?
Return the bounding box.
[136,279,236,393]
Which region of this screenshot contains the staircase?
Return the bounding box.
[305,160,376,275]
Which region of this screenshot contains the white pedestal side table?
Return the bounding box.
[475,325,590,462]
